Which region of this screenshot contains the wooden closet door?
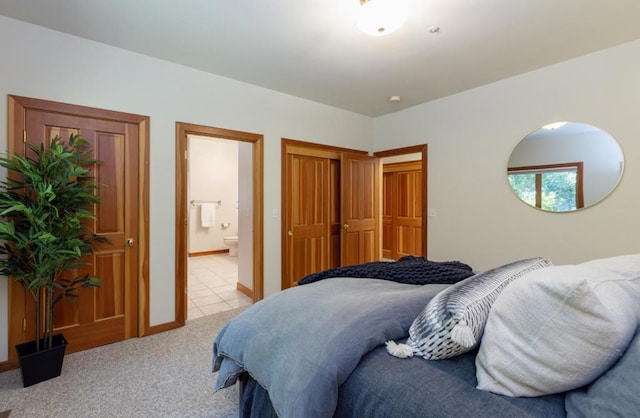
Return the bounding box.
[341,153,381,266]
[383,161,422,260]
[282,140,385,289]
[283,154,332,288]
[395,168,422,258]
[382,171,394,259]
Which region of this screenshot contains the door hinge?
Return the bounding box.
[23,317,26,332]
[23,130,27,143]
[185,150,188,160]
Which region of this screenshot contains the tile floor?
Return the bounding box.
[187,254,253,320]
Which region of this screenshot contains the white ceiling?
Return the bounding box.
[1,0,640,117]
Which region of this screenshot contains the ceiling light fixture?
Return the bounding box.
[356,0,409,37]
[543,121,568,130]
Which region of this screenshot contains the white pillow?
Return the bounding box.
[388,257,552,360]
[475,255,640,397]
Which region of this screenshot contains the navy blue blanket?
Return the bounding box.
[298,256,473,285]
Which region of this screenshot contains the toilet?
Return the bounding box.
[223,236,239,257]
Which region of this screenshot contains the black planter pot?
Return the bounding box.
[15,333,68,387]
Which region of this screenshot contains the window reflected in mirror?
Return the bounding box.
[508,122,623,212]
[508,162,583,211]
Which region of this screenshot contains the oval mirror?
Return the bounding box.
[507,122,624,212]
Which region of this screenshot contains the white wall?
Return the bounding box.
[0,16,372,362]
[374,39,640,271]
[188,136,239,254]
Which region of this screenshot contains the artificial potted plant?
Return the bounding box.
[0,133,102,387]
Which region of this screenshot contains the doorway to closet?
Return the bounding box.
[378,147,426,261]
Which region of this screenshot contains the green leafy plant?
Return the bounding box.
[0,134,103,352]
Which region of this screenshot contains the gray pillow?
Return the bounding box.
[388,257,552,360]
[476,255,640,397]
[565,328,640,417]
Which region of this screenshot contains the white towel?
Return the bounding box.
[200,203,216,227]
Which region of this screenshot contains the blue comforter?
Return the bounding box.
[213,278,448,418]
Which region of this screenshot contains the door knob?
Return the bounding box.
[126,238,135,247]
[343,224,349,230]
[288,230,293,236]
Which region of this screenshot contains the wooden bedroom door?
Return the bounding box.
[8,96,147,364]
[340,153,381,266]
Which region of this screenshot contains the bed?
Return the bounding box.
[212,255,640,418]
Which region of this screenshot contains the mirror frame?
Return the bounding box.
[507,122,624,212]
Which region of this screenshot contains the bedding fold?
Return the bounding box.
[213,278,448,418]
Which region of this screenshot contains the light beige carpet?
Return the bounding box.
[0,308,243,418]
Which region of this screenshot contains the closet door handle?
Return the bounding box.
[343,224,349,230]
[287,230,293,237]
[126,238,135,247]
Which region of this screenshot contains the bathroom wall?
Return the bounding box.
[188,135,239,254]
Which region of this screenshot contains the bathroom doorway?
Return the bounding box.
[186,135,252,319]
[175,122,264,324]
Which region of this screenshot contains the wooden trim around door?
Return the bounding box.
[374,144,428,258]
[175,122,264,326]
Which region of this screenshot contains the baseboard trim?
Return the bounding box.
[188,249,229,257]
[144,320,183,336]
[0,360,16,372]
[236,282,253,299]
